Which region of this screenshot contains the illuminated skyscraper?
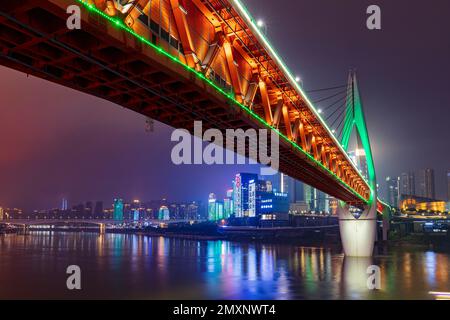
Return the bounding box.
[61,198,68,211]
[348,148,368,181]
[0,207,3,221]
[400,172,415,196]
[233,173,258,218]
[418,169,435,199]
[215,201,224,220]
[385,176,400,207]
[303,185,329,213]
[223,198,233,219]
[158,206,170,220]
[208,193,217,221]
[304,184,314,211]
[223,189,234,219]
[248,179,256,217]
[207,193,226,221]
[113,199,124,221]
[133,209,140,221]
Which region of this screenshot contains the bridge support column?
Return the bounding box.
[338,202,376,257]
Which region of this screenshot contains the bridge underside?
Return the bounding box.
[0,0,366,205]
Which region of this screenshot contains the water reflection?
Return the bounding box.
[0,232,449,299]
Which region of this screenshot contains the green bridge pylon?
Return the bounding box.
[341,71,376,204]
[337,71,378,257]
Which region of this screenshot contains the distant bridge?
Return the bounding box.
[2,219,193,225]
[1,219,197,233]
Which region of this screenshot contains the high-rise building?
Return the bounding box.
[265,172,279,192]
[208,193,217,221]
[223,198,233,219]
[265,172,287,193]
[224,189,234,219]
[158,206,170,220]
[316,190,329,213]
[418,169,435,199]
[304,184,328,212]
[233,173,258,218]
[94,201,103,216]
[288,178,305,204]
[0,207,3,221]
[385,176,400,207]
[280,173,289,194]
[186,202,200,220]
[400,172,415,196]
[215,201,224,220]
[113,199,124,221]
[447,170,450,201]
[85,201,93,215]
[264,173,305,204]
[230,173,290,223]
[304,184,314,211]
[61,198,68,211]
[248,179,257,217]
[131,209,137,221]
[207,193,226,222]
[348,149,368,181]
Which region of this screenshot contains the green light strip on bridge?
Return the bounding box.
[75,0,369,204]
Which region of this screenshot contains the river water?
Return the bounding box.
[0,231,448,299]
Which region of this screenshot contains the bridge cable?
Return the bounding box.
[329,105,347,130]
[335,96,355,141]
[329,90,353,136]
[324,94,346,111]
[312,89,348,104]
[306,84,347,94]
[335,116,346,141]
[324,101,347,122]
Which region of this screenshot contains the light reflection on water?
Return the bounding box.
[0,231,449,299]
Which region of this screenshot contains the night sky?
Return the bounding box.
[1,0,449,210]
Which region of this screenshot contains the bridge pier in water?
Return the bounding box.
[338,202,377,257]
